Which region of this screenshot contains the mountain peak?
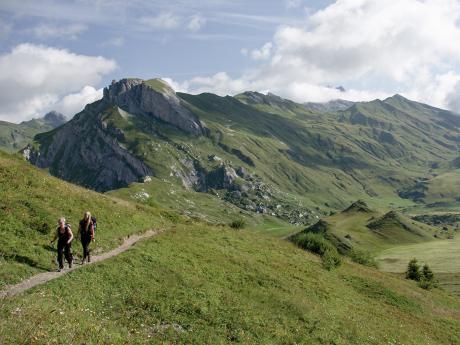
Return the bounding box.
[103,78,205,135]
[384,94,410,103]
[43,111,66,127]
[144,78,175,94]
[342,200,373,214]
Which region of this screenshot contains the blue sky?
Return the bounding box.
[1,0,460,122]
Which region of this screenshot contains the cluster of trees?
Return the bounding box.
[406,258,436,289]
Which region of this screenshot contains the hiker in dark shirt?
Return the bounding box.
[78,211,95,264]
[50,217,74,271]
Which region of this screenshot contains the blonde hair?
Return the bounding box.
[58,217,66,225]
[83,211,92,232]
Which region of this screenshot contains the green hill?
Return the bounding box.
[399,169,460,212]
[293,201,439,254]
[0,111,66,153]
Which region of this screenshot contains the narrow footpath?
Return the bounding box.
[0,229,162,298]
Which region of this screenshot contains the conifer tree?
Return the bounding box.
[406,258,421,281]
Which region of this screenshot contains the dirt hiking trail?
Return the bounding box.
[0,229,162,299]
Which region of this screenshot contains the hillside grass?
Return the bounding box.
[378,236,460,294]
[109,177,299,238]
[1,224,460,344]
[0,151,170,288]
[301,206,439,254]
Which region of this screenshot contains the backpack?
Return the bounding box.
[91,216,97,232]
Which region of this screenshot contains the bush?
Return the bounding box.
[293,232,336,256]
[418,278,435,290]
[418,264,436,289]
[229,218,246,230]
[349,249,378,268]
[422,264,434,281]
[405,258,421,281]
[293,233,342,270]
[322,249,342,270]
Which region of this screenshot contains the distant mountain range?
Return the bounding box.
[15,78,460,223]
[0,111,66,152]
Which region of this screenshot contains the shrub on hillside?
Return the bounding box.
[229,218,246,230]
[405,258,421,281]
[418,264,437,290]
[405,259,437,289]
[293,232,342,270]
[349,249,378,268]
[293,232,335,256]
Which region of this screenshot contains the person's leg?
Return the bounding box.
[65,243,73,268]
[81,237,89,263]
[57,242,64,270]
[87,238,91,262]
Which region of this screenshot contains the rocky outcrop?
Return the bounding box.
[28,101,153,192]
[103,78,205,135]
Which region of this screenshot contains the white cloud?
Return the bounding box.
[187,14,206,32]
[250,42,272,60]
[54,86,103,116]
[171,0,460,109]
[175,72,250,96]
[0,43,116,122]
[140,12,181,30]
[31,23,87,39]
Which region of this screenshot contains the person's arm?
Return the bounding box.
[77,223,81,237]
[50,229,58,244]
[90,223,95,240]
[67,227,74,244]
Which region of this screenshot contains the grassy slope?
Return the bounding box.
[0,151,172,287]
[1,224,460,344]
[378,236,460,294]
[180,92,460,211]
[299,202,460,294]
[108,177,299,238]
[418,170,460,206]
[298,204,440,254]
[0,119,58,153]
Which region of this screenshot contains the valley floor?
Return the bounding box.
[378,236,460,295]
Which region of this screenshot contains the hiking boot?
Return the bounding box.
[81,259,85,265]
[87,255,91,263]
[57,268,62,272]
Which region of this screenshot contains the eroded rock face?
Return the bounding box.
[29,101,153,192]
[103,79,205,135]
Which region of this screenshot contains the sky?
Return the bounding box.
[1,0,460,122]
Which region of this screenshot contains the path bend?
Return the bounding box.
[0,229,163,299]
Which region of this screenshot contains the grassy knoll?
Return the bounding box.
[1,224,460,344]
[0,151,170,288]
[293,201,440,255]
